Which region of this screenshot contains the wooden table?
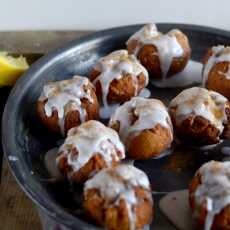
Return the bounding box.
[0,31,91,230]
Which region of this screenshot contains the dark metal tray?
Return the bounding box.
[2,23,230,230]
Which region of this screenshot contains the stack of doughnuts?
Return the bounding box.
[37,23,230,230]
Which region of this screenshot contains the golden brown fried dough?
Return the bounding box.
[37,76,99,135]
[56,121,125,184]
[169,87,230,145]
[189,161,230,230]
[203,46,230,100]
[109,97,173,159]
[83,165,153,230]
[127,24,191,79]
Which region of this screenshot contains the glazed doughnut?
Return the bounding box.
[84,164,153,230]
[127,23,191,79]
[203,45,230,100]
[169,87,230,145]
[37,75,99,135]
[189,161,230,230]
[89,50,149,118]
[56,120,125,184]
[109,97,173,159]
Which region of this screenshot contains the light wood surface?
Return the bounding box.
[0,31,90,54]
[0,159,42,230]
[0,31,92,230]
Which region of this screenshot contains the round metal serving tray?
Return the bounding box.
[2,23,230,229]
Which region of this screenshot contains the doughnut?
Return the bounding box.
[203,45,230,100]
[169,87,230,145]
[89,50,149,118]
[127,23,191,80]
[56,120,125,184]
[83,164,153,230]
[37,75,99,135]
[189,161,230,230]
[109,97,173,159]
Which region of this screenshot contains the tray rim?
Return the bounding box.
[2,23,230,229]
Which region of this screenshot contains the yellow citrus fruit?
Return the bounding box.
[0,52,29,86]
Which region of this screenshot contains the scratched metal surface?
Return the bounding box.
[2,24,230,230]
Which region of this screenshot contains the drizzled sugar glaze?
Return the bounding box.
[56,120,125,179]
[193,161,230,230]
[39,75,94,134]
[127,23,184,79]
[92,50,149,118]
[203,45,230,85]
[84,165,152,230]
[169,87,228,132]
[109,97,173,143]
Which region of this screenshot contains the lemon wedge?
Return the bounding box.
[0,52,29,86]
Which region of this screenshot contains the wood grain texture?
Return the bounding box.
[0,31,91,54]
[0,159,42,230]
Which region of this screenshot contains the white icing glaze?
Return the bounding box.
[56,120,125,178]
[127,24,184,79]
[84,164,151,230]
[126,23,159,43]
[203,45,230,85]
[159,190,193,230]
[138,88,151,98]
[169,87,228,132]
[99,103,119,120]
[93,50,149,119]
[39,75,94,134]
[152,60,202,88]
[44,148,63,180]
[194,161,230,230]
[109,97,173,143]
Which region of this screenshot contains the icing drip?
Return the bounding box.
[218,64,230,80]
[151,60,202,88]
[127,24,184,79]
[84,165,151,230]
[203,45,230,85]
[92,50,149,119]
[56,120,125,178]
[126,23,159,43]
[44,148,63,180]
[138,88,151,98]
[194,161,230,230]
[39,75,94,134]
[169,87,228,132]
[109,97,173,143]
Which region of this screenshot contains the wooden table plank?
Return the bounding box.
[0,31,91,54]
[0,159,42,230]
[0,31,93,230]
